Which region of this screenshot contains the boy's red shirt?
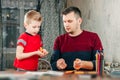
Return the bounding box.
[14,32,43,71]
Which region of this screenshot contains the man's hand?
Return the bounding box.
[73,58,94,70]
[73,58,82,70]
[57,58,67,70]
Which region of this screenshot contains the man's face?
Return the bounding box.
[63,12,81,34]
[25,20,41,36]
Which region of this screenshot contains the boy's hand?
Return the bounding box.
[39,47,48,57]
[40,47,43,52]
[42,49,48,56]
[36,50,44,57]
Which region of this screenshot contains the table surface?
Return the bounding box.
[0,70,120,80]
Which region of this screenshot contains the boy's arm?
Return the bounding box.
[16,45,42,60]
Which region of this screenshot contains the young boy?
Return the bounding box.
[13,10,48,71]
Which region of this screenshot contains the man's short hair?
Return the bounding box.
[62,6,82,18]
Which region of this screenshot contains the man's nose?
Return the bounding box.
[64,22,69,27]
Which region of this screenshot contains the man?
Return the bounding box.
[50,6,103,71]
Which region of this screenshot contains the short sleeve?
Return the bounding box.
[17,33,27,47]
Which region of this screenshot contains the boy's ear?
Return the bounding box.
[24,23,27,28]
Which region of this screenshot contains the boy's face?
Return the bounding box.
[25,20,41,36]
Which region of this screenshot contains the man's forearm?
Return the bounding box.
[81,61,93,70]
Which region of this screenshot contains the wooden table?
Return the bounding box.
[0,70,120,80]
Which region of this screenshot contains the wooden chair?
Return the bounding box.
[38,59,52,71]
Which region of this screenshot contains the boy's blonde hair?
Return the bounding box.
[24,10,42,25]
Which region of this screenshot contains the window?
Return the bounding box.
[1,0,38,53]
[2,8,20,48]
